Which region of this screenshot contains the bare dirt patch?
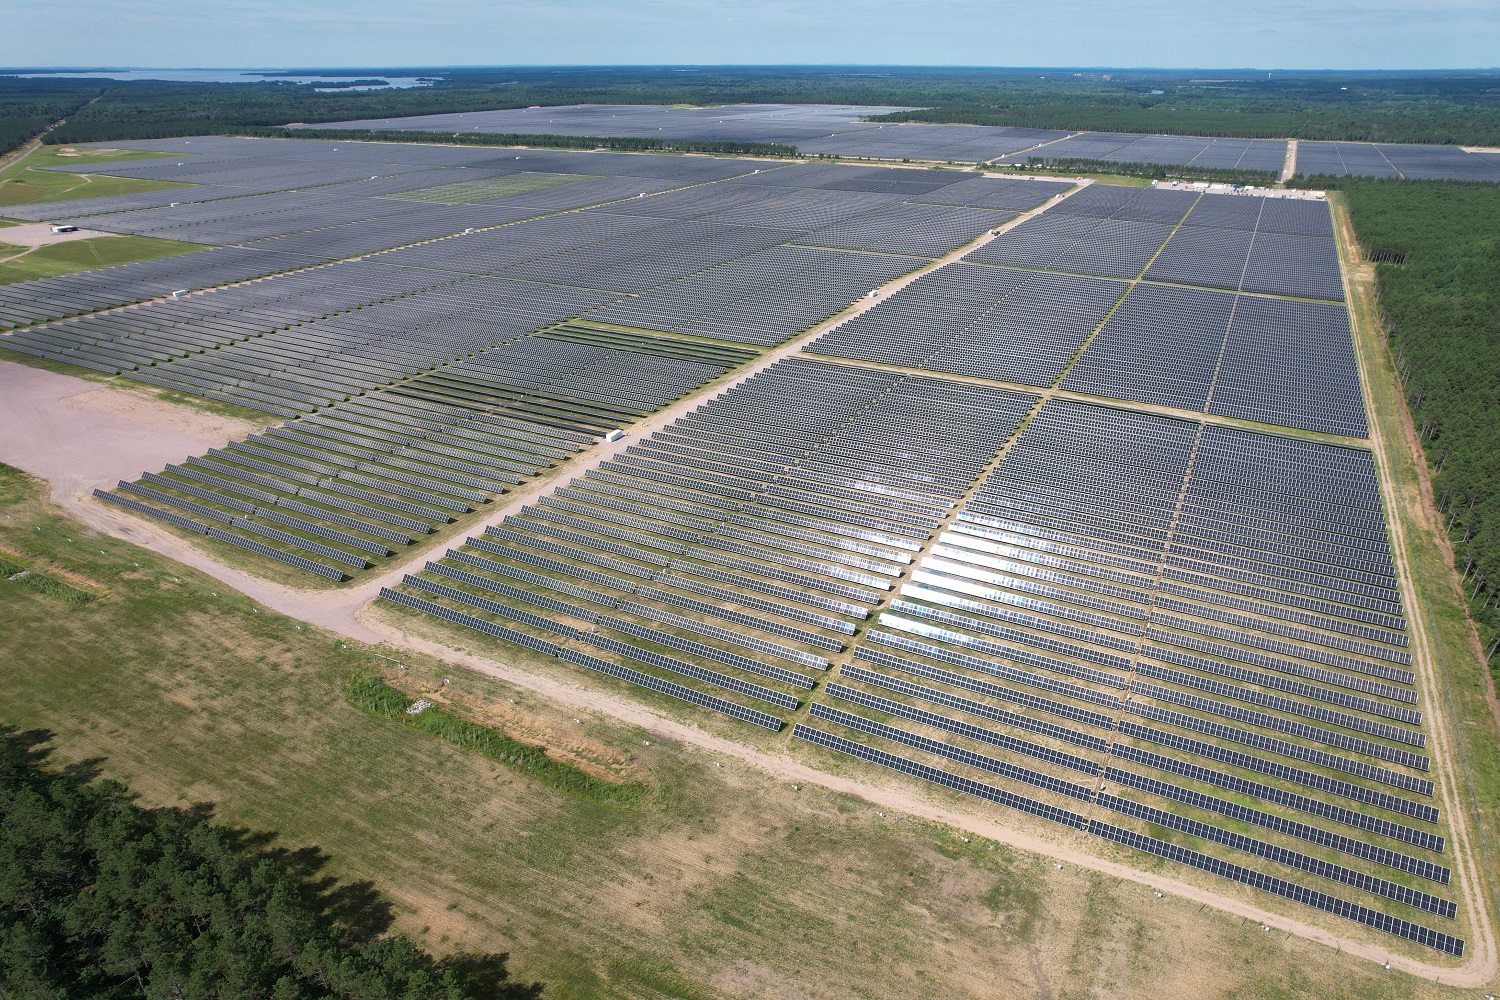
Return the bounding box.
[0,222,124,248]
[0,361,260,505]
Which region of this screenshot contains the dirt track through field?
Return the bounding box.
[7,180,1496,986]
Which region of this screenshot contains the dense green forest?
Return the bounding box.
[0,78,99,156]
[1342,182,1500,667]
[1013,157,1278,186]
[868,70,1500,143]
[0,724,540,998]
[3,67,1496,147]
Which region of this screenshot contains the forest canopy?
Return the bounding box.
[0,725,540,999]
[1342,181,1500,667]
[2,68,1498,151]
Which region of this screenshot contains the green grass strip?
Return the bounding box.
[0,554,97,605]
[347,674,641,803]
[385,172,598,204]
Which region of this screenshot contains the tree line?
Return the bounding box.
[0,724,541,998]
[7,68,1499,148]
[0,78,100,157]
[1341,181,1500,667]
[1018,157,1278,186]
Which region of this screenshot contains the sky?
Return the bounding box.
[5,0,1499,70]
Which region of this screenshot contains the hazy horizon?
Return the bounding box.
[7,0,1498,72]
[6,64,1500,73]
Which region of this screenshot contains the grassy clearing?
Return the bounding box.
[0,144,191,208]
[0,234,204,284]
[0,459,1481,998]
[386,173,599,205]
[30,145,181,167]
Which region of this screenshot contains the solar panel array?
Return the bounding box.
[4,263,623,413]
[23,157,753,256]
[807,187,1361,437]
[14,135,765,214]
[797,124,1073,162]
[99,328,752,579]
[584,246,921,347]
[999,133,1288,173]
[5,140,1073,375]
[0,247,309,330]
[285,105,1499,180]
[380,356,1036,730]
[962,186,1340,302]
[1296,142,1500,181]
[0,160,951,395]
[300,103,916,143]
[15,131,1466,950]
[808,263,1126,386]
[796,398,1460,955]
[1146,197,1345,301]
[297,104,1075,162]
[1063,285,1366,437]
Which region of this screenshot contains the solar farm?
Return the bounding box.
[0,132,1482,969]
[294,102,1500,179]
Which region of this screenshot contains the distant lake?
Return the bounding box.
[3,69,436,91]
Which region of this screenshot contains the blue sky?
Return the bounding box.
[7,0,1498,70]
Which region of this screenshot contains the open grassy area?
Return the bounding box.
[0,458,1479,999]
[0,233,205,284]
[0,143,191,208]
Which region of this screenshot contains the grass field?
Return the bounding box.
[0,144,191,208]
[0,459,1477,999]
[387,172,599,205]
[0,233,205,283]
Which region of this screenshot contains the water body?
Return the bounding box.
[4,69,436,91]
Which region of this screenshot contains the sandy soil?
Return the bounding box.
[0,361,260,506]
[0,223,124,248]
